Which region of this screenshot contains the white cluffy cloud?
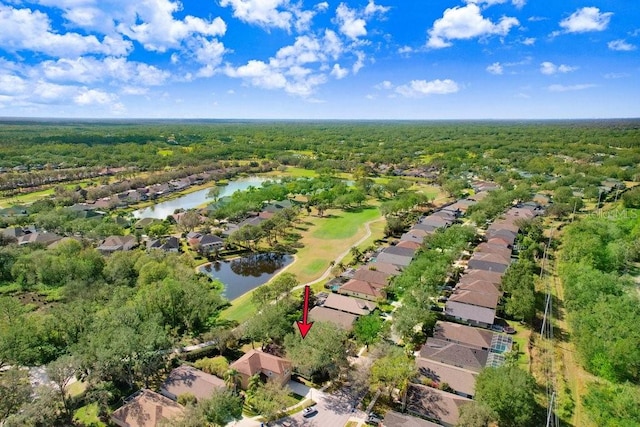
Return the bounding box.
[427,4,519,48]
[486,62,503,75]
[608,39,636,51]
[559,7,613,33]
[335,0,389,40]
[0,4,131,57]
[395,79,459,97]
[331,64,349,79]
[40,57,170,86]
[220,0,302,31]
[224,31,353,97]
[117,0,226,52]
[540,61,578,75]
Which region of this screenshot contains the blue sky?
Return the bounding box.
[0,0,638,119]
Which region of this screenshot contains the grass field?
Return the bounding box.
[221,205,383,323]
[287,206,381,283]
[0,188,54,208]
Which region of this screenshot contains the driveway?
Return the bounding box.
[229,380,366,427]
[275,382,366,427]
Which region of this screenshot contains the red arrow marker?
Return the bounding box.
[296,285,314,339]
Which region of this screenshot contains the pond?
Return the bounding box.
[198,252,294,300]
[131,176,269,219]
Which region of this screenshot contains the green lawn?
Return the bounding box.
[220,291,258,323]
[0,188,54,208]
[311,207,380,240]
[74,402,107,427]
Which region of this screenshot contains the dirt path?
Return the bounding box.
[552,265,598,427]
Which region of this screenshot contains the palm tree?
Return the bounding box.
[224,368,240,394]
[247,374,262,397]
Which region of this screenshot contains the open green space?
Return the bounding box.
[221,205,383,323]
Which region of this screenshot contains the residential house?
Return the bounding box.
[353,267,390,287]
[308,306,357,331]
[376,246,414,267]
[433,321,495,351]
[406,384,471,427]
[474,243,512,260]
[412,223,441,234]
[229,350,292,390]
[471,180,499,193]
[367,261,402,276]
[188,233,224,253]
[262,200,295,213]
[456,279,501,295]
[416,358,477,398]
[430,210,458,221]
[160,365,225,402]
[17,232,63,247]
[322,293,377,316]
[397,240,422,251]
[485,228,517,245]
[383,411,441,427]
[400,229,427,244]
[442,199,476,215]
[338,279,386,301]
[445,297,497,328]
[419,338,488,373]
[134,218,159,231]
[486,237,512,248]
[1,227,25,239]
[461,269,503,286]
[97,235,137,255]
[419,215,453,228]
[468,191,489,202]
[111,389,185,427]
[448,288,500,310]
[467,252,511,273]
[147,236,180,252]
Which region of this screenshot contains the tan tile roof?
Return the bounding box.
[339,279,385,299]
[433,321,494,350]
[229,350,292,378]
[462,269,503,285]
[455,279,501,295]
[161,365,224,401]
[416,358,478,397]
[407,384,471,426]
[474,243,512,259]
[308,306,357,330]
[369,262,402,276]
[469,252,511,265]
[353,267,390,286]
[323,293,377,315]
[111,389,184,427]
[448,289,500,309]
[397,240,422,250]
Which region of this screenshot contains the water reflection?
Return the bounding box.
[199,252,294,300]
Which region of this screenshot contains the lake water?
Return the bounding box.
[132,176,269,219]
[198,253,294,300]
